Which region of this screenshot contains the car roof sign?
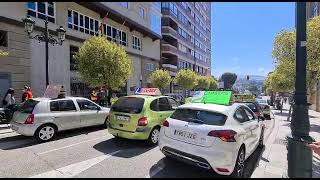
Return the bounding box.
[134,88,162,96]
[191,91,232,105]
[234,94,255,102]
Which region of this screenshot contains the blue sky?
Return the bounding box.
[211,2,295,78]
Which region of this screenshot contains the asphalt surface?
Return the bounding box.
[0,116,275,178]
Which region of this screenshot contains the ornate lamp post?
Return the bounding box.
[22,15,66,87]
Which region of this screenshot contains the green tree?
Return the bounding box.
[219,72,237,90]
[195,75,211,90]
[150,69,171,91]
[175,69,198,94]
[208,77,218,90]
[75,36,132,90]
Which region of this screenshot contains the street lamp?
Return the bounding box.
[286,2,315,178]
[22,15,66,87]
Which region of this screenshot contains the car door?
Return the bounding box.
[242,106,260,151]
[148,97,172,127]
[49,99,80,130]
[233,107,254,158]
[76,99,105,127]
[159,97,175,120]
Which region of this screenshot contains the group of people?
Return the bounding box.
[1,86,33,108]
[89,88,118,107]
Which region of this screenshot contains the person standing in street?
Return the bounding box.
[26,87,33,100]
[2,88,15,107]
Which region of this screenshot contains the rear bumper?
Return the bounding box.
[108,127,150,140]
[159,130,239,175]
[10,121,38,136]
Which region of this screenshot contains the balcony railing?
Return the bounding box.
[162,43,178,56]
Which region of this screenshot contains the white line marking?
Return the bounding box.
[38,136,108,155]
[30,150,120,178]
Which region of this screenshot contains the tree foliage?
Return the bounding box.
[208,77,218,90]
[75,36,132,90]
[268,16,320,92]
[195,75,211,90]
[175,69,198,90]
[219,72,237,89]
[150,69,171,90]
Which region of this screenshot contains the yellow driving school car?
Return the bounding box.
[107,88,180,145]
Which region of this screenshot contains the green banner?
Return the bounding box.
[191,91,232,105]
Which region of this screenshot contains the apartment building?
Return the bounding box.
[160,2,211,92]
[0,2,162,101]
[306,2,320,112]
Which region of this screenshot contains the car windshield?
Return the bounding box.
[243,102,259,112]
[18,99,40,113]
[170,108,227,126]
[111,97,145,114]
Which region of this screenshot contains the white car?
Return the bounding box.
[10,97,110,142]
[159,103,265,177]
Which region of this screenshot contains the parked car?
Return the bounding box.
[10,97,110,142]
[164,93,185,105]
[241,102,265,120]
[256,99,271,120]
[159,102,265,177]
[107,95,180,145]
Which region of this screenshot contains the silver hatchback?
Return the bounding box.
[10,97,110,142]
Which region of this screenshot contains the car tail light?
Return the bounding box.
[138,117,148,126]
[207,130,237,142]
[24,114,34,124]
[216,168,230,173]
[162,120,169,127]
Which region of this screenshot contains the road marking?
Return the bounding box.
[30,150,120,178]
[38,136,108,155]
[145,161,165,178]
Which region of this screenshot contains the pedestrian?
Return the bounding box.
[111,93,118,105]
[98,88,106,106]
[90,90,98,103]
[21,86,29,103]
[2,88,15,107]
[26,86,33,100]
[308,141,320,156]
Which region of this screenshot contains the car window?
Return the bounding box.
[150,99,159,111]
[234,108,247,123]
[242,107,255,121]
[111,97,144,114]
[158,97,171,111]
[50,100,77,112]
[76,99,99,111]
[19,99,40,113]
[243,102,259,112]
[170,108,227,126]
[168,98,179,109]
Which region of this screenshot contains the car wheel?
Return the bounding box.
[258,128,264,148]
[231,147,245,178]
[147,127,160,146]
[35,124,57,142]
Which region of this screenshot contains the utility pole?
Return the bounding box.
[286,2,315,178]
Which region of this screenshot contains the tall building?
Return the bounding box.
[0,2,162,101]
[306,2,320,20]
[160,2,211,92]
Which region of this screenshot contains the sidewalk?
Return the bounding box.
[251,103,320,178]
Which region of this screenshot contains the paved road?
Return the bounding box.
[0,117,275,178]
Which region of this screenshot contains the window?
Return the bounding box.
[162,2,177,17]
[68,9,100,36]
[0,30,8,47]
[132,36,141,50]
[181,2,188,10]
[139,6,145,18]
[150,12,161,35]
[178,43,187,53]
[70,46,79,71]
[73,11,78,30]
[168,98,179,109]
[104,24,127,46]
[27,2,55,23]
[234,108,246,123]
[243,107,255,121]
[146,63,155,71]
[158,98,171,111]
[170,109,227,126]
[50,100,77,112]
[120,2,129,9]
[313,3,318,17]
[150,99,158,111]
[76,99,99,111]
[178,28,187,39]
[112,97,145,114]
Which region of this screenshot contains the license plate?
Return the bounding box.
[174,130,197,139]
[117,115,129,121]
[11,125,18,131]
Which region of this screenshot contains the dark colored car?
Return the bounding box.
[242,102,264,120]
[164,94,185,105]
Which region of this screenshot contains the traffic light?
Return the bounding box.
[246,75,250,80]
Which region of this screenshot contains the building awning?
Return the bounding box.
[77,2,162,41]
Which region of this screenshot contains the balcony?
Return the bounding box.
[161,43,178,56]
[162,26,178,40]
[162,63,178,72]
[162,9,179,25]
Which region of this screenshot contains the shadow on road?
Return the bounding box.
[93,137,156,158]
[0,126,106,150]
[148,146,265,178]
